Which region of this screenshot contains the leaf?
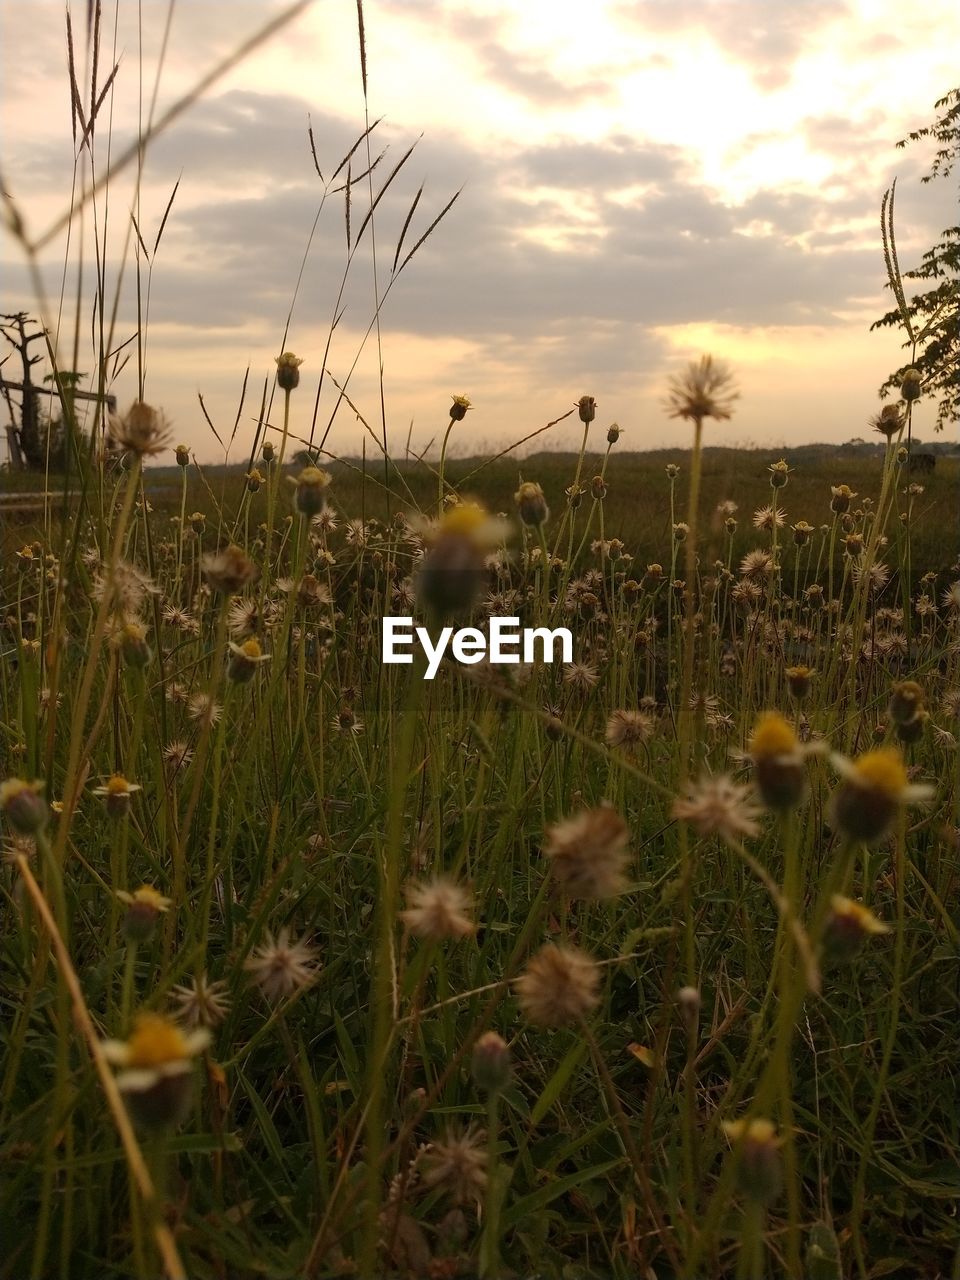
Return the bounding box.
[501,1158,622,1230]
[530,1039,588,1126]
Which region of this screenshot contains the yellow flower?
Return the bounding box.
[93,774,142,817]
[823,895,891,963]
[103,1013,210,1129]
[117,885,172,913]
[722,1117,782,1203]
[830,747,932,844]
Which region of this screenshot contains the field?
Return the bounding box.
[2,7,960,1278]
[2,411,960,1279]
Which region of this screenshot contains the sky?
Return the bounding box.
[1,0,957,464]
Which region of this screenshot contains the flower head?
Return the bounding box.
[515,944,601,1027]
[93,774,142,818]
[401,878,475,940]
[605,709,655,752]
[227,638,270,684]
[673,774,763,842]
[108,402,172,457]
[722,1117,782,1204]
[823,895,890,962]
[665,355,739,423]
[449,394,472,421]
[421,1124,487,1205]
[102,1013,209,1129]
[543,807,632,899]
[275,351,303,391]
[1,778,48,835]
[201,544,258,594]
[170,973,231,1028]
[116,885,172,942]
[747,711,810,810]
[830,747,933,844]
[245,928,320,1001]
[515,481,550,527]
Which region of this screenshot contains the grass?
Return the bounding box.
[1,6,959,1278]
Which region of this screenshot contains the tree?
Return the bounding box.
[871,89,959,433]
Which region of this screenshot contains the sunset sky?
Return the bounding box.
[1,0,957,463]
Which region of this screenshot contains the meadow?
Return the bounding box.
[2,8,959,1278]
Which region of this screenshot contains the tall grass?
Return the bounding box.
[2,6,959,1278]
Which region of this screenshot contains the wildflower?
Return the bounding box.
[722,1118,782,1204]
[108,401,172,457]
[245,468,264,493]
[672,775,763,842]
[228,598,264,638]
[449,394,472,421]
[189,511,206,535]
[0,778,48,835]
[641,564,664,590]
[823,895,891,962]
[563,661,599,691]
[543,807,631,899]
[202,544,258,594]
[226,638,270,684]
[162,604,199,634]
[785,665,814,700]
[421,1125,487,1205]
[768,459,792,488]
[791,520,815,547]
[577,395,596,423]
[102,1013,210,1130]
[261,440,276,463]
[170,973,230,1028]
[175,443,190,467]
[291,466,332,517]
[516,944,601,1027]
[93,774,142,818]
[941,582,960,613]
[245,928,320,1001]
[830,748,933,844]
[740,549,774,582]
[607,423,623,445]
[753,505,786,532]
[471,1031,511,1095]
[401,878,475,940]
[113,620,152,668]
[515,481,550,527]
[900,367,922,401]
[275,351,303,391]
[162,740,193,777]
[565,482,585,510]
[590,474,607,500]
[830,485,856,515]
[605,709,655,751]
[331,706,363,736]
[665,354,739,423]
[117,885,171,942]
[844,532,864,557]
[188,693,222,726]
[888,680,924,726]
[746,712,810,810]
[870,405,903,438]
[415,503,507,616]
[665,463,680,479]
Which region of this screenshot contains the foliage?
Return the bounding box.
[872,89,960,433]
